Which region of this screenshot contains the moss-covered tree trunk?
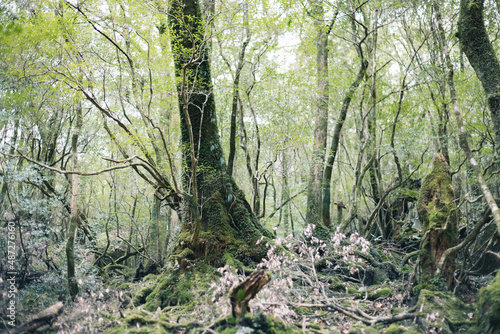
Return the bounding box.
[417,154,458,290]
[457,0,500,233]
[458,0,500,165]
[169,0,271,265]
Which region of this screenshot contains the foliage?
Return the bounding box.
[0,0,499,332]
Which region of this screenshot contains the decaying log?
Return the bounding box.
[1,302,64,334]
[230,270,270,317]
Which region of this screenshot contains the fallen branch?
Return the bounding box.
[1,302,64,334]
[290,301,415,326]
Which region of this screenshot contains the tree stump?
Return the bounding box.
[417,154,458,290]
[230,270,271,317]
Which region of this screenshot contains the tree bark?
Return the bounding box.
[456,0,500,232]
[169,0,272,264]
[230,270,270,317]
[227,2,250,177]
[66,100,82,299]
[458,0,500,164]
[322,59,367,227]
[306,1,332,227]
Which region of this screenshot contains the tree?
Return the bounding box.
[305,0,336,228]
[457,0,500,232]
[458,0,500,168]
[168,0,272,264]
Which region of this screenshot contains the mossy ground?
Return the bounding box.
[415,289,474,333]
[476,270,500,333]
[18,231,491,334]
[139,263,216,311]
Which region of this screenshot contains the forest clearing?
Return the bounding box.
[0,0,500,333]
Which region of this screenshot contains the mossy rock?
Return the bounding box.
[355,286,392,300]
[143,271,194,311]
[372,267,388,284]
[216,312,301,334]
[104,311,204,334]
[369,287,392,300]
[384,324,421,334]
[416,289,474,333]
[476,270,500,333]
[347,286,358,294]
[142,265,216,311]
[349,323,380,334]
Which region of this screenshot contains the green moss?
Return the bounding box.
[330,276,346,291]
[294,306,314,315]
[401,265,412,273]
[369,287,392,300]
[222,252,241,268]
[124,313,156,327]
[347,287,358,294]
[142,273,158,282]
[133,286,154,306]
[116,283,131,290]
[416,289,474,333]
[144,271,194,311]
[309,323,321,330]
[237,312,300,334]
[476,270,500,333]
[183,302,196,312]
[417,154,458,290]
[349,324,380,334]
[372,268,388,284]
[384,324,421,334]
[142,265,216,311]
[384,325,405,334]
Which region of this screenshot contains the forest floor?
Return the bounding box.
[1,229,496,334]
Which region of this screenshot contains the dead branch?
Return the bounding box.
[2,302,64,334]
[290,301,415,326]
[230,270,271,318]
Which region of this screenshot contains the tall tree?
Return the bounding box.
[168,0,272,263]
[458,0,500,231]
[306,0,336,227]
[458,0,500,162]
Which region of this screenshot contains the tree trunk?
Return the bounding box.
[457,0,500,233]
[458,0,500,165]
[322,59,367,228]
[227,2,250,177]
[417,154,458,290]
[169,0,272,265]
[306,0,331,227]
[66,100,82,299]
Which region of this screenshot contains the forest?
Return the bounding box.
[0,0,499,333]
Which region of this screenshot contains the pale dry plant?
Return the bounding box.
[210,225,372,322]
[209,265,244,317]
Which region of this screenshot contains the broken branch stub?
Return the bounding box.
[230,270,271,317]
